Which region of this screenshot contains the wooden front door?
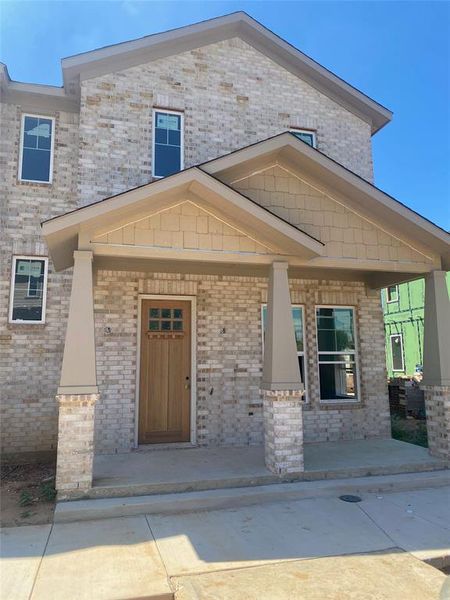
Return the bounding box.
[139,299,191,444]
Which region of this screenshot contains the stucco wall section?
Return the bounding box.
[93,270,390,454]
[0,102,79,455]
[234,166,434,265]
[78,37,374,205]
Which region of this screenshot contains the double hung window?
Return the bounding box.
[9,256,48,324]
[19,114,54,183]
[316,307,358,402]
[152,110,183,178]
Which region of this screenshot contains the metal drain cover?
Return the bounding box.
[339,494,362,503]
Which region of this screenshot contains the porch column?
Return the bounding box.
[261,262,304,475]
[421,270,450,463]
[56,250,99,497]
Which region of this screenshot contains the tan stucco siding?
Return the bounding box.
[78,38,374,206]
[234,166,437,266]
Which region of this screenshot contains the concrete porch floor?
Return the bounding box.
[91,438,446,499]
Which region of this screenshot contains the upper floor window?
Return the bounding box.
[386,285,399,303]
[290,129,316,148]
[19,115,55,183]
[152,110,184,178]
[316,306,358,402]
[9,256,48,324]
[262,304,308,401]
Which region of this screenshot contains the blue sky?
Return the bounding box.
[1,1,449,229]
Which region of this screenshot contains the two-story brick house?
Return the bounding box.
[1,13,449,498]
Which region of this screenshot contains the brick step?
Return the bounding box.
[54,468,450,523]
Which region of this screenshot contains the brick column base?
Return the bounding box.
[263,390,304,475]
[55,393,98,498]
[422,385,450,463]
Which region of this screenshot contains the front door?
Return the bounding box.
[139,299,191,444]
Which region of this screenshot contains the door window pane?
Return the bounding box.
[10,257,47,323]
[153,111,183,177]
[148,307,184,331]
[20,116,54,182]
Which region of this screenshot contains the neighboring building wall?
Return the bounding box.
[383,274,450,378]
[0,102,79,456]
[78,37,374,206]
[93,270,390,454]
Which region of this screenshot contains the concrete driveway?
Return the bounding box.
[1,486,449,599]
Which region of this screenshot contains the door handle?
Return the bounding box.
[185,376,190,390]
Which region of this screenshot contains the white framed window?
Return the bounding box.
[390,334,405,372]
[261,304,308,401]
[386,285,399,303]
[152,109,184,178]
[316,306,359,403]
[290,128,316,148]
[18,114,55,183]
[9,256,48,324]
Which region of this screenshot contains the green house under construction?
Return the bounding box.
[382,274,450,379]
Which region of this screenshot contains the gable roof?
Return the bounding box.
[42,166,324,271]
[202,132,450,269]
[1,12,392,132]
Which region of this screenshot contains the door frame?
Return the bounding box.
[134,294,197,447]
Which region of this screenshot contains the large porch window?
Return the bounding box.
[262,304,308,400]
[316,306,359,403]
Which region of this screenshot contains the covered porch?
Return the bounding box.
[42,134,450,499]
[89,438,446,499]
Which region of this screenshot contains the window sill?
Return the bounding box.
[319,399,362,410]
[16,179,52,187]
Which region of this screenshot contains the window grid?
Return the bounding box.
[152,109,184,178]
[18,114,55,184]
[316,306,359,403]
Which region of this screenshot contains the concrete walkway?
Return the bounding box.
[1,485,449,600]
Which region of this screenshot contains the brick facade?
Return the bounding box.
[422,385,450,463]
[78,38,374,206]
[93,270,390,454]
[0,103,78,457]
[0,29,403,461]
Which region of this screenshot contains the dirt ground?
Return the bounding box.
[0,463,56,527]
